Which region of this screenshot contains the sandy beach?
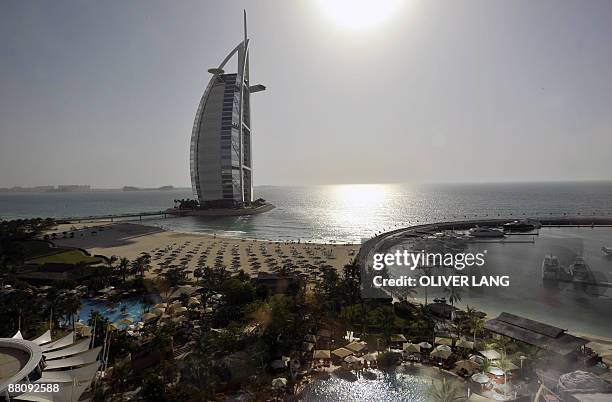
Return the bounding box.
[47,222,612,370]
[49,222,358,279]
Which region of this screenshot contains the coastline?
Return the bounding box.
[48,222,358,279]
[47,221,612,363]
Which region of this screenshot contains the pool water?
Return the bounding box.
[297,366,464,402]
[77,295,161,325]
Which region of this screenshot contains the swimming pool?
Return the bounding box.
[77,295,161,324]
[297,366,464,402]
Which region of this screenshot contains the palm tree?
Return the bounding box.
[496,351,514,391]
[444,286,462,308]
[466,306,484,343]
[139,253,152,277]
[481,357,492,376]
[420,266,433,306]
[373,305,395,347]
[117,257,130,283]
[427,377,465,402]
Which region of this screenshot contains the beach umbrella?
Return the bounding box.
[168,304,187,314]
[480,350,501,360]
[403,343,421,353]
[435,344,452,353]
[471,372,490,384]
[505,362,519,371]
[430,349,452,360]
[435,337,453,346]
[488,367,505,376]
[455,359,481,373]
[469,354,485,364]
[141,313,157,322]
[456,339,475,349]
[344,355,362,364]
[419,342,432,349]
[172,316,188,324]
[271,377,287,389]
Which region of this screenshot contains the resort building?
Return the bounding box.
[1,330,101,401]
[190,11,265,206]
[485,312,588,357]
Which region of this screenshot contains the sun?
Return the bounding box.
[317,0,404,31]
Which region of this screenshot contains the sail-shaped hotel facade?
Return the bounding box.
[190,11,265,207]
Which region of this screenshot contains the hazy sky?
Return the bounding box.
[1,0,611,188]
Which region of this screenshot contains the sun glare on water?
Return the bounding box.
[317,0,404,31]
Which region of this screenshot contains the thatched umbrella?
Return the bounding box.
[344,355,362,364]
[151,307,165,316]
[403,343,421,353]
[471,372,490,384]
[430,348,452,360]
[455,359,481,374]
[141,312,157,322]
[480,350,501,360]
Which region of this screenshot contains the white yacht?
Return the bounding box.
[542,255,561,281]
[468,226,505,238]
[602,246,612,256]
[503,219,542,232]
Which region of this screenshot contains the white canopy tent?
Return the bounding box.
[43,337,92,360]
[41,361,101,383]
[30,330,52,346]
[12,330,23,339]
[43,346,101,370]
[41,331,75,352]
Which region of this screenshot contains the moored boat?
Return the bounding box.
[542,255,561,281]
[503,219,541,232]
[468,227,505,238]
[569,256,591,281]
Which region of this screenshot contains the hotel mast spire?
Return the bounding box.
[244,9,248,44]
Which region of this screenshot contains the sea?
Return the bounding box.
[3,181,612,337]
[2,181,612,243]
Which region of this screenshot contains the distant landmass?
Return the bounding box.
[122,185,175,191]
[0,185,181,193]
[0,185,91,193]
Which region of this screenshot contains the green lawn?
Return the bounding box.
[18,240,57,258]
[26,249,102,265]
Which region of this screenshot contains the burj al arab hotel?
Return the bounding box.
[190,11,265,207]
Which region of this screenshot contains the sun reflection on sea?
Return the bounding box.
[325,184,393,238]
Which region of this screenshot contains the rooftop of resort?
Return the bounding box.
[0,329,101,401]
[485,313,589,356]
[0,345,30,381]
[0,338,44,396]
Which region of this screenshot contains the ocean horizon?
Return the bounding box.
[2,181,612,243]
